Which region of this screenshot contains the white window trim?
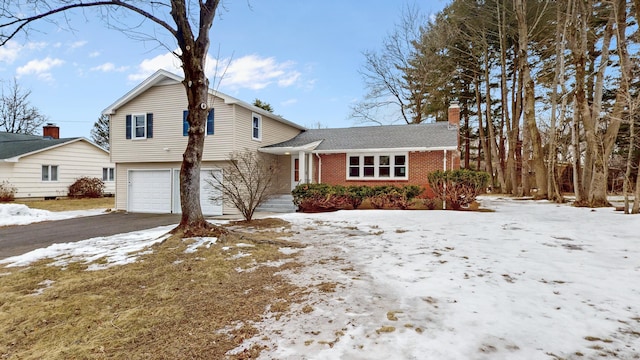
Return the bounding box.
[42,165,59,182]
[103,167,115,181]
[132,113,147,139]
[251,113,262,141]
[346,153,408,180]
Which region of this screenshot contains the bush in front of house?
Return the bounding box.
[67,177,105,198]
[292,184,424,212]
[0,181,17,202]
[368,185,424,210]
[292,183,365,212]
[427,169,489,210]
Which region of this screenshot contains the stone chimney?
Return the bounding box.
[43,123,60,139]
[448,101,460,128]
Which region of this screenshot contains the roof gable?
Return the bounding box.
[0,132,107,161]
[262,122,458,153]
[102,69,305,131]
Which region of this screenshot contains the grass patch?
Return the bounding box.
[0,221,304,359]
[14,197,115,212]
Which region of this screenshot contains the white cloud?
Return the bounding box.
[69,41,87,49]
[281,98,298,107]
[128,51,183,82]
[16,57,65,81]
[91,62,128,72]
[0,41,21,64]
[128,51,302,91]
[89,51,101,58]
[220,55,301,90]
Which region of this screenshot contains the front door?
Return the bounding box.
[291,156,300,190]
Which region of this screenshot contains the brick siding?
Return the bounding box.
[316,150,460,197]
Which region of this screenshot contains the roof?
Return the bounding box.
[102,69,306,131]
[260,122,458,154]
[0,132,105,162]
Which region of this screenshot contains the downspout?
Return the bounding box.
[443,149,447,210]
[315,153,322,183]
[444,149,447,171]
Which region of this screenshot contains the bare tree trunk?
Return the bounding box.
[511,60,523,195]
[484,47,506,190]
[547,1,568,203]
[171,0,221,235]
[515,0,547,199]
[475,74,493,183]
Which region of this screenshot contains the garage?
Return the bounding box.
[128,169,172,213]
[172,169,223,216]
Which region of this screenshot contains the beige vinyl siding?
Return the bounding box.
[2,140,114,198]
[231,106,302,151]
[115,161,239,215]
[111,83,239,163]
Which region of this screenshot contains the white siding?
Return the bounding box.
[1,140,114,198]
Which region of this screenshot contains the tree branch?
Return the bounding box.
[0,1,177,46]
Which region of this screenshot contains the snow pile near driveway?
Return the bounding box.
[0,225,175,269]
[229,197,640,359]
[0,204,105,227]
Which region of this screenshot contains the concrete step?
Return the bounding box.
[256,195,296,213]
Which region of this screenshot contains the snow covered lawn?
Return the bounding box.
[1,197,639,359]
[232,197,640,359]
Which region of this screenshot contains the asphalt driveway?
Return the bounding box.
[0,212,182,260]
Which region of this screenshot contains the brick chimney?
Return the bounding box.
[43,123,60,139]
[448,101,460,128]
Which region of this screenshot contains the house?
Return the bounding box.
[261,106,460,197]
[103,69,460,215]
[0,124,115,199]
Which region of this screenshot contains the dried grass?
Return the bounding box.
[0,220,304,359]
[14,197,115,211]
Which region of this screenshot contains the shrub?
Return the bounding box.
[68,177,105,198]
[0,181,17,202]
[292,184,424,212]
[292,184,366,212]
[369,185,424,209]
[427,169,489,210]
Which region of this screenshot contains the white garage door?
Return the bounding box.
[128,170,172,213]
[172,169,223,216]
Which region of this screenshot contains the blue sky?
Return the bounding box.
[0,1,448,138]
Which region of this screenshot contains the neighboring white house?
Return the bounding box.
[0,125,115,199]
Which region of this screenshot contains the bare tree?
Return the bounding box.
[206,150,279,221]
[1,0,222,236]
[351,4,426,125]
[0,78,48,134]
[91,114,110,150]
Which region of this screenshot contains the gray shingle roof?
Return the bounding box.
[263,122,458,152]
[0,132,79,160]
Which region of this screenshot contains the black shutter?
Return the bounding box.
[125,115,132,139]
[183,110,189,136]
[146,113,153,138]
[207,109,214,135]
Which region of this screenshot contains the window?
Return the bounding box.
[102,167,115,181]
[125,113,153,139]
[183,109,214,136]
[42,165,58,181]
[252,113,262,140]
[348,156,360,177]
[346,154,407,180]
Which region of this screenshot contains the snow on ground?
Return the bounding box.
[0,225,174,270]
[1,198,639,359]
[0,203,105,227]
[230,197,640,360]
